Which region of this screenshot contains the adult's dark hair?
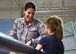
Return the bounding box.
[24,2,36,11]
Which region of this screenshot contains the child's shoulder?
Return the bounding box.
[43,34,57,40]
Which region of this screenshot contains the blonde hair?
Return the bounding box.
[45,15,63,41]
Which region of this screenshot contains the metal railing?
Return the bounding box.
[0,32,43,54]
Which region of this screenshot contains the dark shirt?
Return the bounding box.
[39,34,64,54]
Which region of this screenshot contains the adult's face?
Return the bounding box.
[24,8,35,22]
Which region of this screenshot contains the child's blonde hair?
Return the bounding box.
[45,15,63,41]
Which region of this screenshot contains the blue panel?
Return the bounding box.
[63,22,73,37]
[0,20,14,54]
[0,51,9,54]
[63,21,76,54]
[0,20,14,35]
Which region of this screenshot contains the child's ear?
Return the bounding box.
[47,26,50,30]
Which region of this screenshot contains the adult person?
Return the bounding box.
[35,15,64,54]
[9,2,45,54]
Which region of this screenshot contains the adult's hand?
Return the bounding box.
[25,40,32,46]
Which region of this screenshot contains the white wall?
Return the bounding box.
[0,0,21,20]
[0,0,76,23]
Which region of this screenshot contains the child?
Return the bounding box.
[35,15,64,54]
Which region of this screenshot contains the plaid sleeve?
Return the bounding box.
[9,20,17,39]
[32,22,46,45]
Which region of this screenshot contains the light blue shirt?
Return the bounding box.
[9,18,45,45]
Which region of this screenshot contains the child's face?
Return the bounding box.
[45,24,49,33]
[45,24,52,34]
